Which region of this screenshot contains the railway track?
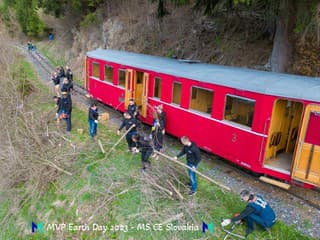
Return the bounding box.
[23,45,320,213]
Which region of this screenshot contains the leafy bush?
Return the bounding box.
[0,3,11,27]
[80,12,98,28]
[15,0,45,37]
[1,0,45,37]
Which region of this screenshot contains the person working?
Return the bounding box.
[117,112,138,152]
[132,134,153,171]
[174,136,201,196]
[221,189,276,236]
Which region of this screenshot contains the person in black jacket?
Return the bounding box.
[59,92,72,134]
[132,134,153,170]
[65,66,73,82]
[117,112,138,151]
[53,95,61,122]
[51,72,60,96]
[88,103,99,139]
[58,66,65,81]
[156,104,166,135]
[174,136,201,196]
[61,77,74,94]
[127,98,138,119]
[151,110,165,156]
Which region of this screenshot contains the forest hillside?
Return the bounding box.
[2,0,320,78]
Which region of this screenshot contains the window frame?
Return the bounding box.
[104,64,114,84]
[223,94,256,129]
[136,71,144,84]
[91,62,100,79]
[172,81,182,106]
[189,86,214,116]
[118,69,126,88]
[153,77,162,99]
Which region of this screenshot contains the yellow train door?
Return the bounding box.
[292,104,320,187]
[124,70,149,118]
[124,69,134,109]
[140,73,149,118]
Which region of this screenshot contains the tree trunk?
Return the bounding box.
[270,0,296,73]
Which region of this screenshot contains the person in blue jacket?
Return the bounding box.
[221,190,276,236]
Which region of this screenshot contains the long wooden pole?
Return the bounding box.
[154,150,231,192]
[109,125,135,153]
[98,139,106,154]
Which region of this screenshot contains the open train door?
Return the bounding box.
[291,104,320,187]
[124,69,134,109]
[140,73,149,118]
[85,57,89,91]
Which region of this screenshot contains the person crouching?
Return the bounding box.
[221,190,276,236]
[117,112,138,152]
[132,134,153,171]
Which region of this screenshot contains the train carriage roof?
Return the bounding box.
[87,48,320,102]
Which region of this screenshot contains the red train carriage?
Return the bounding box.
[85,48,320,189]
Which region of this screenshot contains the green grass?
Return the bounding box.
[0,54,316,240]
[37,43,66,69]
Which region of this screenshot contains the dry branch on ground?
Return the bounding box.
[0,37,78,226]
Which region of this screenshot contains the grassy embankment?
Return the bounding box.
[0,52,314,240]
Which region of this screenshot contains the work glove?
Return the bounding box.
[117,130,120,135]
[55,113,59,119]
[94,120,98,124]
[221,219,231,227]
[132,147,139,153]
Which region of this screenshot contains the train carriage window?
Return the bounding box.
[92,62,100,78]
[104,65,113,83]
[136,71,144,84]
[224,95,255,127]
[118,69,126,87]
[190,87,214,115]
[154,77,162,98]
[172,82,182,105]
